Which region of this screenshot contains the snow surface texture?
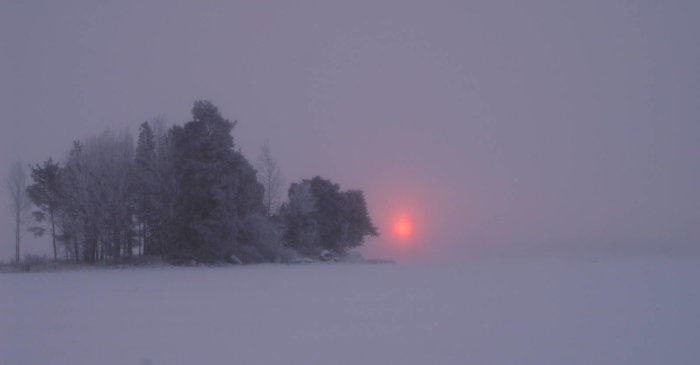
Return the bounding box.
[2,259,699,365]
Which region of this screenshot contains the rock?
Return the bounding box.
[227,255,243,265]
[319,250,334,261]
[293,257,314,264]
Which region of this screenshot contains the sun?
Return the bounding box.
[393,216,413,240]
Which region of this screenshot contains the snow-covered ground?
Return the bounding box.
[1,259,699,365]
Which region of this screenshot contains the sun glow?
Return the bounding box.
[393,215,413,240]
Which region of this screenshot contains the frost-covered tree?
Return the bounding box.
[58,132,136,262]
[281,176,378,256]
[21,100,379,265]
[6,160,31,262]
[89,131,136,259]
[256,142,283,217]
[26,158,62,260]
[236,212,292,263]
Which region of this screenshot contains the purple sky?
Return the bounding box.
[1,0,699,262]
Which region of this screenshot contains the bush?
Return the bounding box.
[11,254,57,272]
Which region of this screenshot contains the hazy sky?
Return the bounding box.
[1,0,698,262]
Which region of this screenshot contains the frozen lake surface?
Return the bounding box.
[2,259,699,365]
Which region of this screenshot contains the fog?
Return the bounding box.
[1,0,698,262]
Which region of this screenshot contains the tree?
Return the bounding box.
[336,189,377,251]
[26,158,62,260]
[280,180,319,254]
[6,160,31,262]
[281,176,378,256]
[170,100,247,262]
[256,142,283,217]
[86,130,136,260]
[18,100,381,265]
[135,121,157,255]
[149,119,178,256]
[60,141,87,262]
[58,132,136,263]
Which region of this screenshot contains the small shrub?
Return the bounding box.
[14,254,55,272]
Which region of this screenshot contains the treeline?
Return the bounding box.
[25,101,377,264]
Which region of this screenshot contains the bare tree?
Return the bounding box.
[6,160,31,262]
[256,142,283,217]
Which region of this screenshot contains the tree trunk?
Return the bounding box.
[141,222,148,256]
[15,207,20,263]
[267,174,272,217]
[140,222,144,256]
[50,210,57,260]
[73,236,80,263]
[142,222,146,255]
[127,230,133,257]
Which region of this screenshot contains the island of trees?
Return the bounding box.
[7,100,378,266]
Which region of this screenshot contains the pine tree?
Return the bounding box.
[171,101,245,262]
